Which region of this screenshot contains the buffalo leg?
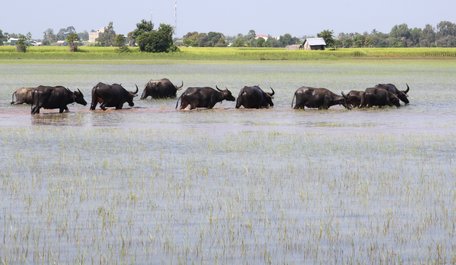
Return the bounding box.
[31,105,40,114]
[90,95,102,110]
[59,106,69,113]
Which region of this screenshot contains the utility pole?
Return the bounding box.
[174,0,177,36]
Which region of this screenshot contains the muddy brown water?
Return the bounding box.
[1,61,455,264]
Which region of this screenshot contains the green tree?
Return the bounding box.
[246,30,257,46]
[114,34,130,52]
[317,29,335,48]
[207,32,226,47]
[0,29,5,45]
[256,37,265,47]
[57,26,76,41]
[114,34,126,47]
[42,28,57,45]
[66,33,79,52]
[136,23,176,52]
[232,34,246,47]
[420,24,436,47]
[97,22,116,46]
[129,19,154,46]
[369,29,390,47]
[265,37,280,47]
[183,32,200,46]
[390,23,411,47]
[16,35,27,52]
[279,33,299,47]
[337,33,354,48]
[436,21,456,37]
[78,31,89,41]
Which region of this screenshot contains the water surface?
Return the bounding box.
[1,60,455,264]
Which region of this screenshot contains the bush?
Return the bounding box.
[116,46,131,53]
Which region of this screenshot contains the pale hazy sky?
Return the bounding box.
[1,0,455,39]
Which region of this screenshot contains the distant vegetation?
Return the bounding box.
[0,19,176,53]
[1,20,456,51]
[182,21,456,48]
[335,21,456,48]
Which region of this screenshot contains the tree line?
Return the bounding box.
[1,20,456,51]
[181,21,456,48]
[0,20,176,53]
[335,21,456,48]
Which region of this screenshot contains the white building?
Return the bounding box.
[301,37,327,50]
[88,28,105,43]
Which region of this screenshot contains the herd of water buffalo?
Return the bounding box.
[9,78,410,114]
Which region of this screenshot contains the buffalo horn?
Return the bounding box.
[78,88,83,95]
[215,85,223,92]
[269,87,275,96]
[132,84,139,94]
[404,83,410,94]
[341,91,347,99]
[177,81,184,89]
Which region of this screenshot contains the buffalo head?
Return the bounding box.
[342,90,364,108]
[140,82,156,100]
[73,89,87,106]
[389,93,401,107]
[338,92,351,110]
[265,87,275,107]
[216,86,236,101]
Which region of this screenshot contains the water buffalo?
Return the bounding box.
[292,86,350,110]
[360,87,400,108]
[175,86,235,110]
[375,83,409,104]
[235,86,275,109]
[11,87,35,104]
[341,90,365,108]
[141,78,183,99]
[90,82,138,110]
[31,86,87,114]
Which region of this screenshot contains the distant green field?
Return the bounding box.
[1,46,456,61]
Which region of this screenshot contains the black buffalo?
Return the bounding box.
[141,78,183,99]
[375,83,410,104]
[31,86,87,114]
[11,87,35,104]
[235,86,275,109]
[292,86,350,110]
[90,82,138,110]
[360,87,400,108]
[175,86,235,110]
[341,90,365,108]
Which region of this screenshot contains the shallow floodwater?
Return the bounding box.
[1,61,455,264]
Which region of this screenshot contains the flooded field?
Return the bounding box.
[1,60,455,264]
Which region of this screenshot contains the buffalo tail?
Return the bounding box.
[291,93,296,108]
